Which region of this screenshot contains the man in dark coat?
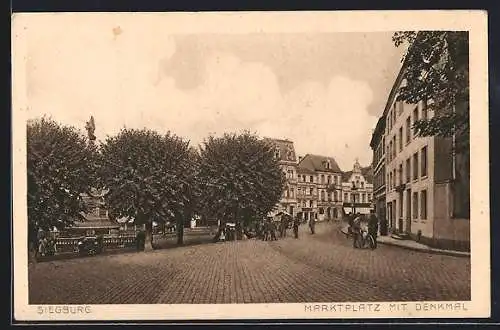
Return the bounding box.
[368,210,379,248]
[293,217,299,239]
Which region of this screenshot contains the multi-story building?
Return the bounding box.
[381,62,470,251]
[264,138,298,217]
[370,116,386,223]
[341,160,374,216]
[297,154,343,222]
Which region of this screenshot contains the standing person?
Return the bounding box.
[352,213,362,248]
[263,220,269,241]
[309,217,316,234]
[368,210,379,248]
[270,220,277,241]
[293,216,299,239]
[280,215,287,238]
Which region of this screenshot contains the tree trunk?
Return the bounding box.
[144,221,153,251]
[176,214,184,246]
[28,241,38,264]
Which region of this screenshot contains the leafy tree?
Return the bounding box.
[99,128,195,251]
[392,31,469,153]
[197,132,286,240]
[27,117,97,257]
[393,31,470,217]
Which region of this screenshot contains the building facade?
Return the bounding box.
[341,160,374,216]
[380,64,470,251]
[264,138,298,217]
[370,116,386,224]
[297,154,343,222]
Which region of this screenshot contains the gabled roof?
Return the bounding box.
[342,166,373,184]
[297,154,342,173]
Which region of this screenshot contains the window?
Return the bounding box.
[422,100,428,120]
[389,172,393,190]
[321,174,325,184]
[334,191,338,201]
[327,175,331,184]
[413,153,419,180]
[413,106,419,125]
[406,158,411,183]
[406,116,411,143]
[274,147,281,159]
[310,175,314,183]
[413,107,419,137]
[421,146,428,177]
[361,182,364,188]
[362,193,366,203]
[290,188,295,198]
[397,128,402,152]
[309,188,314,195]
[421,190,427,219]
[344,193,348,201]
[393,136,396,159]
[413,192,419,219]
[389,140,394,160]
[399,163,403,185]
[398,100,404,115]
[319,208,324,215]
[321,190,325,201]
[86,229,96,236]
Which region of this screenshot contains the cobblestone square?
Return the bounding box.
[29,223,470,304]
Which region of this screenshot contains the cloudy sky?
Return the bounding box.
[22,15,406,171]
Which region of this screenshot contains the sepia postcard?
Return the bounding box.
[11,10,490,322]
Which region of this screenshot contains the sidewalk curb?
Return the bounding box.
[376,239,471,258]
[338,227,470,258]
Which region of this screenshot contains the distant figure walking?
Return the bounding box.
[309,217,316,234]
[293,217,300,239]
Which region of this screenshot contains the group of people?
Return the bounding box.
[257,215,302,241]
[36,229,57,257]
[347,210,379,249]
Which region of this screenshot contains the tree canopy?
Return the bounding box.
[393,31,469,153]
[99,128,195,227]
[27,117,97,243]
[197,132,286,227]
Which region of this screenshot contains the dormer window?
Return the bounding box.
[286,145,294,160]
[274,146,281,159]
[325,160,331,169]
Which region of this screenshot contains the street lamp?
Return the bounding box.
[351,182,358,214]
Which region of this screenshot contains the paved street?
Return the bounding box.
[29,222,470,304]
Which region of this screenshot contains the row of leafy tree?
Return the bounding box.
[28,119,286,253]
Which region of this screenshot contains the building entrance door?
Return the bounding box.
[406,189,412,234]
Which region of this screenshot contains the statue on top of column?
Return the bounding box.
[85,115,96,142]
